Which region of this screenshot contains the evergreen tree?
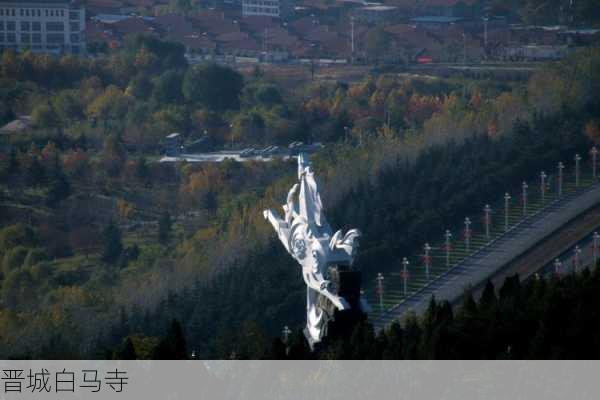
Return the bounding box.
[403,313,422,359]
[348,321,377,359]
[26,157,45,186]
[182,63,243,111]
[153,320,187,360]
[8,148,18,174]
[267,338,287,360]
[135,156,149,184]
[114,337,137,360]
[287,331,312,360]
[77,133,88,150]
[45,171,70,207]
[101,221,123,264]
[479,280,497,313]
[381,321,404,359]
[158,211,172,245]
[461,290,478,318]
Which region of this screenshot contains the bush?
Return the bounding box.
[2,246,29,275]
[23,248,49,268]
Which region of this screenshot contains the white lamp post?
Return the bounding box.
[282,325,292,344]
[573,245,582,273]
[575,154,582,187]
[594,232,600,267]
[554,258,562,276]
[484,204,491,240]
[376,272,384,312]
[558,162,565,196]
[591,146,598,180]
[522,181,528,216]
[402,257,409,297]
[540,171,547,204]
[504,193,511,232]
[423,243,431,281]
[464,217,472,252]
[445,230,452,267]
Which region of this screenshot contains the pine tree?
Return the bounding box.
[26,157,45,186]
[8,148,18,174]
[268,338,287,360]
[114,337,137,360]
[153,319,187,360]
[287,331,312,360]
[101,221,123,264]
[461,289,478,318]
[479,280,497,312]
[403,312,422,359]
[45,171,70,207]
[381,321,404,359]
[158,211,172,245]
[135,156,149,184]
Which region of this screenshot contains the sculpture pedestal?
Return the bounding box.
[304,265,366,349]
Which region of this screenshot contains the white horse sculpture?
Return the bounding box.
[263,154,362,344]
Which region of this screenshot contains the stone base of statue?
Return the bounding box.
[304,265,366,350]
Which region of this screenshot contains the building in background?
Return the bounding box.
[164,133,183,157]
[242,0,291,19]
[353,5,399,23]
[0,0,86,54]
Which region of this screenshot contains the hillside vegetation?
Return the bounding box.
[0,43,599,358]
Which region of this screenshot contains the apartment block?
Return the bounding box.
[0,0,86,54]
[242,0,291,19]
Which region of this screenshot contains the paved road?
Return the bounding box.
[538,228,600,277]
[373,181,600,330]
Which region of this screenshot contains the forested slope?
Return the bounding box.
[280,267,600,360]
[137,51,600,358]
[1,45,599,358]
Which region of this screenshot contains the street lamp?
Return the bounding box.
[445,230,452,267]
[484,204,492,240]
[482,16,489,50]
[423,243,432,281]
[504,193,511,232]
[540,171,547,204]
[350,16,355,64]
[402,257,409,297]
[554,258,562,276]
[594,232,600,266]
[522,181,528,216]
[558,162,565,196]
[575,153,581,187]
[282,325,292,344]
[376,272,384,312]
[464,217,472,252]
[462,32,467,66]
[591,146,598,180]
[573,245,582,273]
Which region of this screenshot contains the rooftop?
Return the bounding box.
[0,0,64,2]
[410,16,463,23]
[562,29,600,35]
[0,0,83,4]
[91,14,144,24]
[361,5,397,11]
[0,116,33,134]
